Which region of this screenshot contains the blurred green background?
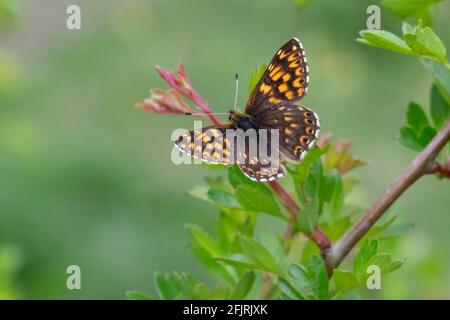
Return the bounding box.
[0,0,449,299]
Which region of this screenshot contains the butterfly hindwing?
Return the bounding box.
[246,38,309,115]
[255,104,320,162]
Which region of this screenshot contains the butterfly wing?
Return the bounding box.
[246,38,309,115]
[175,125,285,181]
[174,125,235,164]
[254,104,320,162]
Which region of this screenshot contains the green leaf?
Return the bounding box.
[278,277,306,300]
[298,196,319,235]
[126,291,152,300]
[255,233,286,270]
[365,253,404,279]
[309,256,329,300]
[357,29,414,55]
[239,236,282,275]
[290,144,331,183]
[333,270,360,294]
[288,264,311,295]
[401,21,416,35]
[215,255,260,270]
[403,26,447,63]
[418,126,437,146]
[398,126,423,151]
[406,102,430,133]
[192,283,213,300]
[320,169,339,203]
[249,64,267,95]
[235,184,281,217]
[154,272,183,300]
[430,84,450,129]
[382,0,441,20]
[328,174,344,217]
[421,60,450,106]
[212,283,230,299]
[207,187,241,208]
[287,257,329,300]
[186,224,236,285]
[303,159,323,200]
[354,239,378,277]
[230,271,256,299]
[187,185,210,202]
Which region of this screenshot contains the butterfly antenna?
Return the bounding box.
[233,73,239,111]
[184,112,229,116]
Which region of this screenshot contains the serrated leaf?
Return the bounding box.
[357,29,414,55]
[235,184,281,217]
[230,271,256,299]
[239,236,282,275]
[406,102,430,133]
[126,291,153,300]
[430,84,450,129]
[333,270,360,294]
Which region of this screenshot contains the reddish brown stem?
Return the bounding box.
[328,120,450,273]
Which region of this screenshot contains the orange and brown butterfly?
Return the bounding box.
[175,38,320,182]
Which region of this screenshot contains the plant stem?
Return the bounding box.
[328,119,450,273]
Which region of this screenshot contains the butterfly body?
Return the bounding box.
[175,38,320,182]
[229,111,258,131]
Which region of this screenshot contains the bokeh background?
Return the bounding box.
[0,0,449,299]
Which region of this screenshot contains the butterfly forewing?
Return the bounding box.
[246,38,309,114]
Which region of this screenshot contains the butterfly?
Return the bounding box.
[175,38,320,182]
